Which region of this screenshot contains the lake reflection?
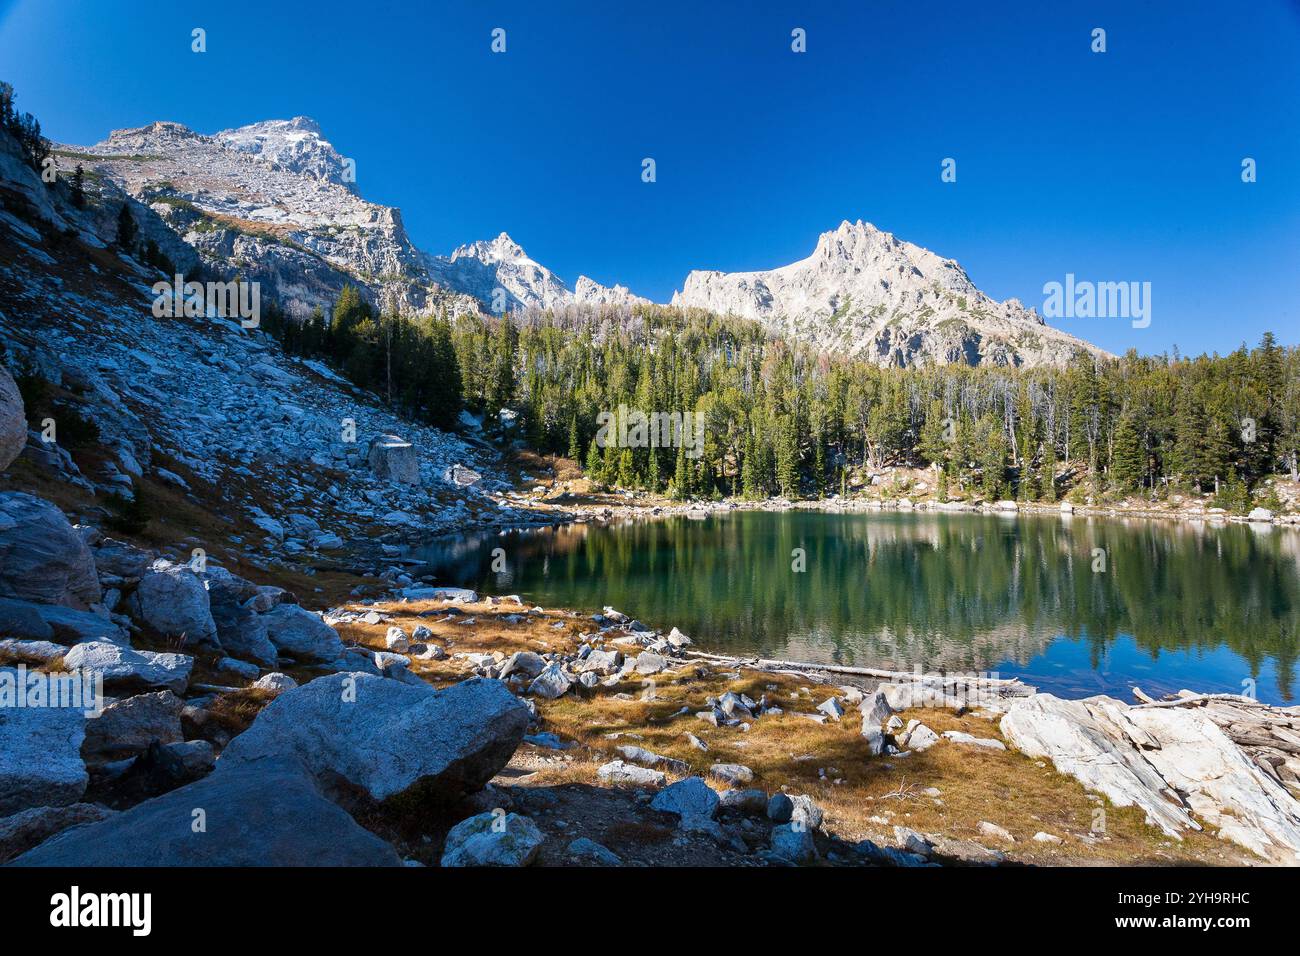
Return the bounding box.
[410,510,1300,705]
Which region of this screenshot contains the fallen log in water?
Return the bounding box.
[682,650,1030,690]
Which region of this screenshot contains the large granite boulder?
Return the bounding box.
[259,604,344,661]
[133,562,218,647]
[62,641,193,695]
[0,668,88,814]
[220,674,530,805]
[0,597,127,645]
[0,364,24,472]
[0,492,100,609]
[367,433,419,485]
[9,760,403,866]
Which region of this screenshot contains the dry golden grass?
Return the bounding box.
[341,596,1258,867]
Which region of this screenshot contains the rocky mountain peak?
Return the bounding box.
[214,117,354,191]
[450,232,527,265]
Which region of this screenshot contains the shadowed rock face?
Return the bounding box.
[9,760,403,867]
[219,673,530,805]
[0,669,88,815]
[0,492,101,609]
[0,364,25,472]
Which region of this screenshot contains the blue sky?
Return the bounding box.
[2,0,1297,356]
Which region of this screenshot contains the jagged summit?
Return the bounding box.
[672,219,1101,366]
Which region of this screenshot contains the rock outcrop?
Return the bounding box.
[0,670,88,814]
[0,363,25,471]
[1001,693,1300,864]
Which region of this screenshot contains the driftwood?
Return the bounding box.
[682,650,1028,689]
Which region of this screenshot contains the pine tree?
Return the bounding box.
[115,202,136,251]
[1110,414,1144,492]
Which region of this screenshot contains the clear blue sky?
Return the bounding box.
[2,0,1298,357]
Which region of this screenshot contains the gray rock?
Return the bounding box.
[0,637,66,665]
[440,811,543,867]
[89,537,155,582]
[978,820,1015,842]
[10,760,402,866]
[499,650,546,680]
[0,364,25,472]
[709,763,754,787]
[767,792,794,822]
[251,672,297,695]
[135,562,218,647]
[0,803,115,864]
[260,604,344,661]
[651,777,719,819]
[220,674,529,804]
[941,730,1006,751]
[0,598,126,645]
[527,662,572,699]
[384,626,410,652]
[0,492,101,609]
[215,657,260,680]
[596,760,666,788]
[770,822,817,864]
[791,794,824,831]
[367,434,419,485]
[616,744,689,775]
[0,670,88,814]
[82,691,183,757]
[62,641,192,695]
[567,837,622,866]
[862,725,886,756]
[161,739,215,775]
[575,648,622,675]
[210,602,278,666]
[817,696,845,721]
[718,788,769,815]
[901,721,940,751]
[860,689,893,727]
[634,652,667,675]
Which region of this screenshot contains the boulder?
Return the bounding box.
[0,598,127,645]
[616,744,689,775]
[0,364,24,472]
[252,672,297,695]
[220,674,529,805]
[210,602,278,665]
[9,760,403,866]
[384,626,410,652]
[767,792,794,822]
[575,648,622,675]
[769,823,817,864]
[527,662,572,699]
[367,434,419,485]
[567,837,622,866]
[596,760,666,788]
[0,803,115,864]
[259,604,344,661]
[718,788,768,815]
[1248,507,1275,523]
[81,691,184,758]
[0,670,88,814]
[89,537,155,582]
[0,638,66,665]
[978,821,1015,843]
[650,777,719,819]
[709,763,754,787]
[62,641,192,695]
[634,652,668,675]
[901,721,940,751]
[499,650,547,680]
[134,562,218,647]
[440,811,544,867]
[0,492,100,609]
